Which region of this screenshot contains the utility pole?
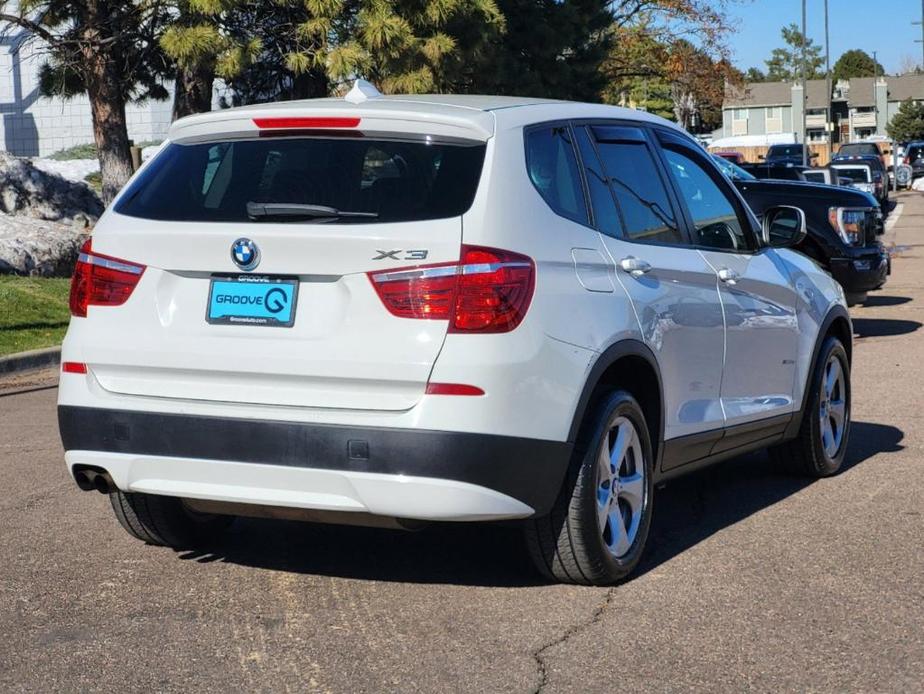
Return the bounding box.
[824,0,832,162]
[915,0,924,71]
[801,0,808,166]
[873,50,879,137]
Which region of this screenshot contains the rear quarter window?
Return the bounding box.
[524,125,588,225]
[115,137,487,224]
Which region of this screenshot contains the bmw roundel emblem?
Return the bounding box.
[231,238,260,271]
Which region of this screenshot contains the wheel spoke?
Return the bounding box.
[821,418,834,454]
[597,488,612,531]
[597,443,613,485]
[829,399,846,431]
[618,472,644,512]
[609,421,632,473]
[607,508,630,556]
[825,360,841,399]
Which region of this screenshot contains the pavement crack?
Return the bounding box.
[529,587,616,694]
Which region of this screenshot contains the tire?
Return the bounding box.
[109,491,233,549]
[524,390,655,585]
[771,336,851,477]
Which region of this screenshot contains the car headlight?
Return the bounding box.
[829,207,869,246]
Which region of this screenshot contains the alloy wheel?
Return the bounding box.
[596,416,647,558]
[819,354,848,459]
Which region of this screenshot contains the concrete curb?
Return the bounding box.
[0,346,61,375]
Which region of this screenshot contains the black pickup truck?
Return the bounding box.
[713,156,889,305]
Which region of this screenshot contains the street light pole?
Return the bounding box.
[801,0,808,167]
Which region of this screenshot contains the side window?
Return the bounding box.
[592,131,684,245]
[525,125,588,225]
[573,126,623,237]
[662,147,752,252]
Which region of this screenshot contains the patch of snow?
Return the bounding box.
[912,177,924,192]
[31,158,99,185]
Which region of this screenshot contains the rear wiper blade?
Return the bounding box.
[246,202,378,220]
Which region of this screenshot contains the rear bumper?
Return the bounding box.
[58,406,572,519]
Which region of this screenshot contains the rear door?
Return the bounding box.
[572,123,726,444]
[81,132,487,411]
[655,131,800,429]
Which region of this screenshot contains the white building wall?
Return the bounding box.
[0,28,174,157]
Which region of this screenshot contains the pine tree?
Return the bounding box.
[765,23,824,81]
[832,49,884,83]
[887,99,924,143]
[0,1,172,201]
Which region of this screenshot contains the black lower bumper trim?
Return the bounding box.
[58,406,572,516]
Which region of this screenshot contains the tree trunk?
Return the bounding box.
[172,64,215,120]
[84,51,134,203]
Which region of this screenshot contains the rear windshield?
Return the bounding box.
[834,166,871,181]
[838,144,879,157]
[768,145,802,156]
[115,137,486,223]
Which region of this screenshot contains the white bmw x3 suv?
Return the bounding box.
[59,83,852,584]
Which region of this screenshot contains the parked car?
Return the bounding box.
[832,153,889,207]
[59,86,854,585]
[741,162,810,181]
[714,155,888,306]
[830,158,889,207]
[801,167,853,187]
[713,150,746,164]
[903,141,924,179]
[762,143,818,166]
[837,140,894,173]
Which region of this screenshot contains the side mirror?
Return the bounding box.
[762,205,807,248]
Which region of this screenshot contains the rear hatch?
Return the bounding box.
[80,113,489,411]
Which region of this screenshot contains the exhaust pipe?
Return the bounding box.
[72,465,115,494]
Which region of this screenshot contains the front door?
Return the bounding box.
[656,135,800,429]
[572,124,726,443]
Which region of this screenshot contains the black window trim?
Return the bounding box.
[570,118,694,249]
[522,120,594,230]
[652,127,765,255]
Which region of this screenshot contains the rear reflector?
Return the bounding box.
[425,383,485,396]
[253,117,361,129]
[61,362,88,374]
[368,245,535,333]
[69,239,146,317]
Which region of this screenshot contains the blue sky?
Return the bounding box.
[726,0,923,75]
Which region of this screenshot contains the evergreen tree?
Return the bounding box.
[765,23,824,81]
[0,1,172,201]
[832,49,884,82]
[887,99,924,143]
[471,0,613,101]
[745,67,767,83]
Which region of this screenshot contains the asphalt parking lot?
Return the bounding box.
[2,193,923,693]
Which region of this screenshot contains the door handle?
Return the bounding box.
[718,267,740,285]
[619,256,652,278]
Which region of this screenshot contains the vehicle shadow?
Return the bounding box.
[634,420,904,578]
[861,295,912,307]
[174,420,902,588]
[852,318,922,338]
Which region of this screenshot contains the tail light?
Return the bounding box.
[69,239,146,317]
[368,245,535,333]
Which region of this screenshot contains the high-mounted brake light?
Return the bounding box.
[368,245,535,333]
[252,117,361,129]
[69,239,146,317]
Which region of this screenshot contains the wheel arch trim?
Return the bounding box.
[567,339,665,467]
